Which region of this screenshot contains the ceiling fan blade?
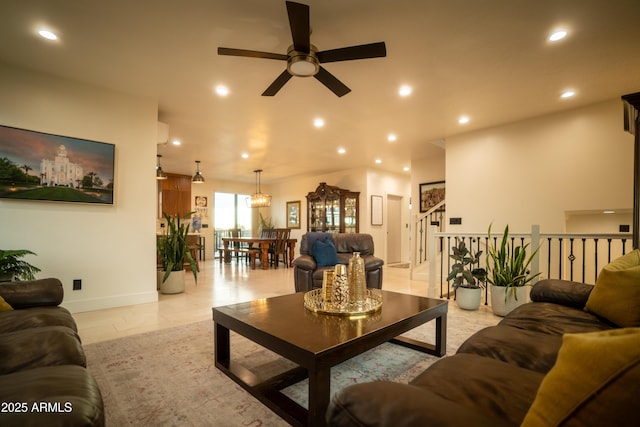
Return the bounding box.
[262,70,293,96]
[286,1,310,52]
[317,42,387,63]
[218,47,287,61]
[314,66,351,97]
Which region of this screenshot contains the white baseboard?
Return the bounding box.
[62,291,159,314]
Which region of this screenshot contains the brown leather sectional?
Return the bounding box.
[0,278,104,426]
[327,279,637,426]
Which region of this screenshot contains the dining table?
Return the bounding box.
[221,236,297,270]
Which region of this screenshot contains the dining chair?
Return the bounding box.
[185,234,200,272]
[260,228,276,238]
[270,228,291,268]
[229,228,246,263]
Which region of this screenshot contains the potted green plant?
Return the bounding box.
[0,249,41,281]
[486,224,540,316]
[446,240,486,310]
[157,212,197,294]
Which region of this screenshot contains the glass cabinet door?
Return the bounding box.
[343,195,358,233]
[326,198,340,232]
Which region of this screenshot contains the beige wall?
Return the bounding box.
[0,62,159,313]
[445,99,634,234]
[2,61,631,314]
[190,168,412,263]
[267,168,411,262]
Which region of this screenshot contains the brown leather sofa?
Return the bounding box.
[0,278,104,426]
[327,279,638,426]
[293,233,384,292]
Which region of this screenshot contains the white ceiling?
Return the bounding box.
[1,0,639,184]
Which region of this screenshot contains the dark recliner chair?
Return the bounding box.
[293,233,384,292]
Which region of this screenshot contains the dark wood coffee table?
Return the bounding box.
[212,290,447,427]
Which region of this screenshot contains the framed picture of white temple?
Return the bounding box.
[0,124,115,205]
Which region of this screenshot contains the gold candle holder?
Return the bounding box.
[332,264,349,310]
[322,270,334,303]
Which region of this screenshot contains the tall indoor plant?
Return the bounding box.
[0,249,41,281]
[446,240,486,310]
[157,212,197,294]
[486,224,540,316]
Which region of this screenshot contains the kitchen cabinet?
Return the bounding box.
[159,173,191,217]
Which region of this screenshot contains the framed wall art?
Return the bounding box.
[286,200,301,229]
[0,124,115,204]
[419,180,445,213]
[371,195,383,226]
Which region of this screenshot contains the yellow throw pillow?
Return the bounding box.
[585,249,640,327]
[0,295,13,311]
[522,328,640,427]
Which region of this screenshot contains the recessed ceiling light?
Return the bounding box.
[560,90,575,99]
[549,30,568,42]
[387,133,397,142]
[241,152,249,159]
[398,85,412,97]
[172,139,181,146]
[337,147,346,154]
[458,116,470,124]
[313,118,325,128]
[375,159,382,164]
[215,85,229,96]
[403,166,410,172]
[38,29,58,41]
[603,210,615,214]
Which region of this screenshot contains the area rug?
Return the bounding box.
[84,305,498,426]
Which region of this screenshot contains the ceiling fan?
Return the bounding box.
[218,1,387,97]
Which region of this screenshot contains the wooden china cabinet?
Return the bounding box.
[306,182,359,233]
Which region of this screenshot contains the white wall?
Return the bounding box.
[365,169,411,262]
[269,168,367,257]
[266,167,410,263]
[445,99,634,234]
[0,62,158,313]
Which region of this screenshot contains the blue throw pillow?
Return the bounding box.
[314,239,340,267]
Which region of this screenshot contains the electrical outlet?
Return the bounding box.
[73,279,82,290]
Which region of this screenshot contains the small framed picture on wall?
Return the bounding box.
[419,181,445,213]
[286,200,301,229]
[371,195,383,226]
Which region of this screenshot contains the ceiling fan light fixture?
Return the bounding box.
[192,160,205,183]
[288,52,319,77]
[247,169,272,208]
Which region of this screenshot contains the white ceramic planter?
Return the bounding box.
[490,284,529,316]
[456,287,482,310]
[160,270,185,294]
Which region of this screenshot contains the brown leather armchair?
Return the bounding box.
[293,233,384,292]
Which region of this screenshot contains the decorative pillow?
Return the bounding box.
[521,328,640,427]
[0,296,13,312]
[585,249,640,327]
[314,239,340,267]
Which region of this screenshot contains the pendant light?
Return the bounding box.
[156,155,167,180]
[247,169,271,208]
[192,160,205,183]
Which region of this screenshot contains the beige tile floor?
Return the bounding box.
[73,260,484,345]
